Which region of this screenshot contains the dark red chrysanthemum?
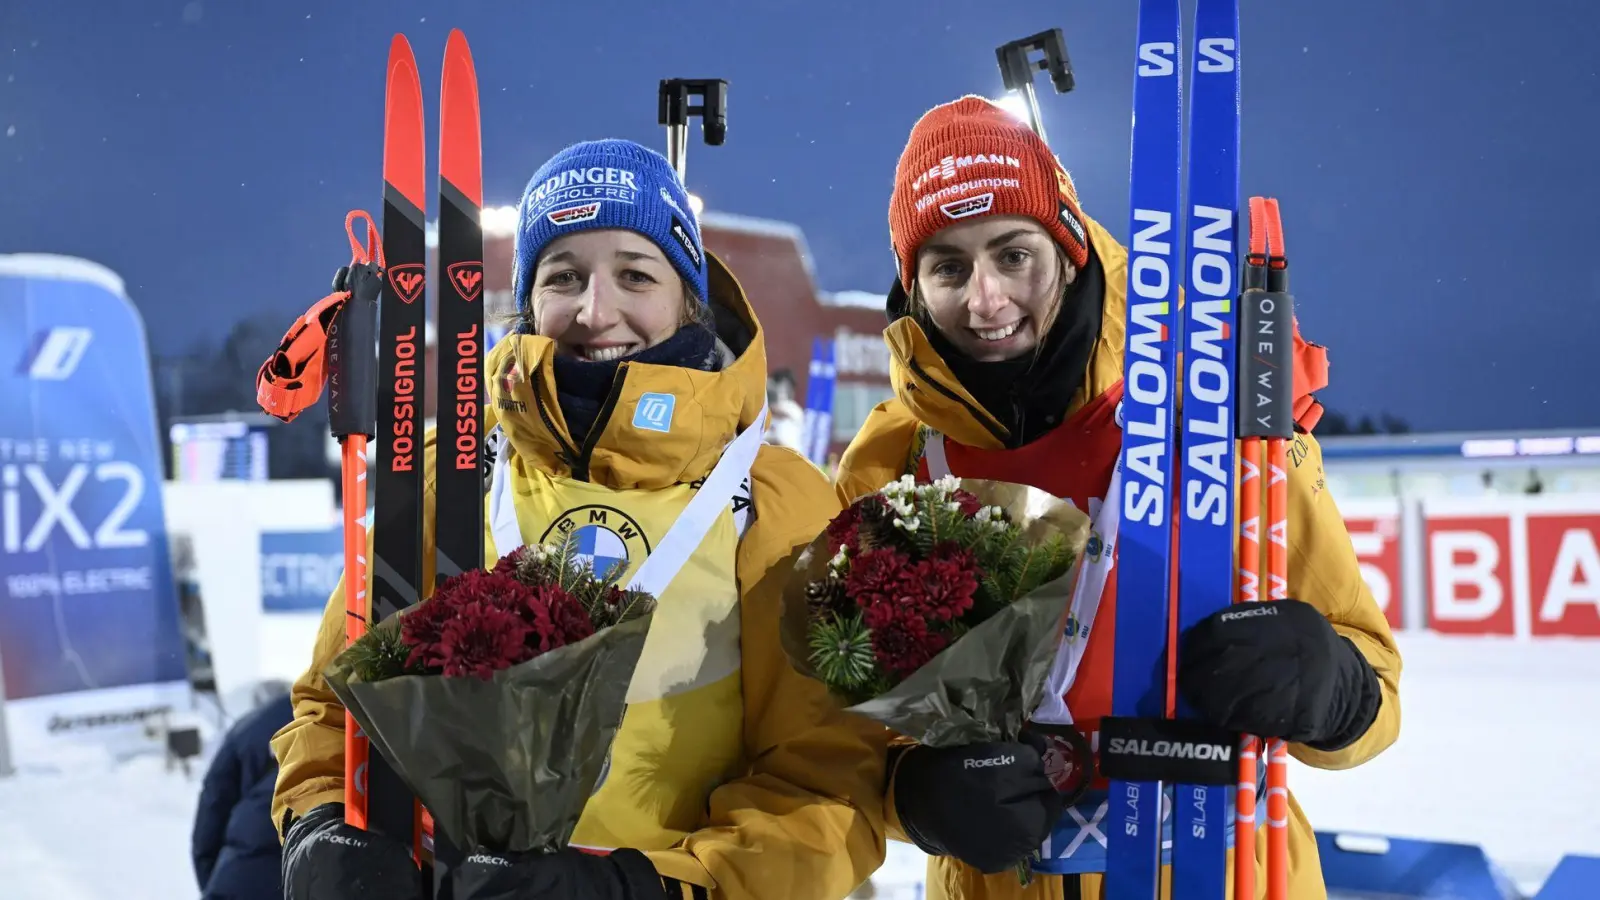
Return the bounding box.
[867,610,950,679]
[598,586,626,622]
[472,570,539,615]
[489,546,530,579]
[434,600,533,679]
[402,569,550,674]
[844,539,978,682]
[825,502,865,556]
[845,547,910,609]
[896,543,980,622]
[401,593,457,670]
[807,493,999,689]
[859,594,908,632]
[539,583,596,646]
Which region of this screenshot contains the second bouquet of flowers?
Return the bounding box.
[324,532,657,855]
[783,474,1091,749]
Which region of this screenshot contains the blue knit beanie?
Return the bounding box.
[512,139,708,315]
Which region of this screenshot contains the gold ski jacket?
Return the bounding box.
[270,253,888,900]
[834,212,1402,900]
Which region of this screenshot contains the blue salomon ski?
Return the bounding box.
[1170,0,1242,896]
[1104,0,1183,897]
[1100,0,1252,897]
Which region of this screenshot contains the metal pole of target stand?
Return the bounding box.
[657,79,729,185]
[995,29,1077,144]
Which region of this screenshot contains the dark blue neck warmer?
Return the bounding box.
[550,322,722,446]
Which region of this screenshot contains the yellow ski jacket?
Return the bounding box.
[834,212,1401,900]
[271,253,887,900]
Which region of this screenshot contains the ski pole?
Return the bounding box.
[1237,195,1295,900]
[1234,424,1261,900]
[327,218,384,830]
[253,209,384,828]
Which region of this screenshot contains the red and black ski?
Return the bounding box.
[434,29,485,588]
[261,28,483,898]
[337,31,483,894]
[424,28,486,886]
[364,31,431,872]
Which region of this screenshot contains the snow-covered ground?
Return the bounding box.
[1,632,1595,899]
[0,748,207,899]
[1287,632,1600,895]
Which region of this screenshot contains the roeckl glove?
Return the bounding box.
[891,733,1067,874]
[1178,597,1382,751]
[281,802,426,900]
[452,847,677,900]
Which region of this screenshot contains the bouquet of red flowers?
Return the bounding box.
[783,474,1092,882]
[784,473,1091,750]
[324,531,656,855]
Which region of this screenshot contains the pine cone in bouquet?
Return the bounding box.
[325,531,658,855]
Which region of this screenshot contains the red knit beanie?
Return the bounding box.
[888,95,1090,292]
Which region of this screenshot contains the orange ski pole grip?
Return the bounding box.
[255,211,384,423]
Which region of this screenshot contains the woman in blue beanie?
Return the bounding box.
[272,139,889,900]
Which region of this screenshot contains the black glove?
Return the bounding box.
[453,847,674,900]
[281,802,425,900]
[891,734,1067,874]
[1178,598,1382,751]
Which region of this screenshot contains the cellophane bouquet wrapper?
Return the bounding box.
[324,537,658,854]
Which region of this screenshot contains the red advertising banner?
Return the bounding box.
[1415,496,1600,638]
[1424,511,1515,636]
[1523,511,1600,637]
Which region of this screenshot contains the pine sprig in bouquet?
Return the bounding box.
[325,531,658,856]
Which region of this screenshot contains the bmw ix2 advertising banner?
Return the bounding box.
[0,254,189,767]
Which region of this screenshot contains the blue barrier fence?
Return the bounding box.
[1317,831,1598,900]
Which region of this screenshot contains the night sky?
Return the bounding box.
[3,0,1597,432]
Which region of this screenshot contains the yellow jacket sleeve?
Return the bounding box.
[645,446,889,900]
[1281,429,1402,768]
[833,401,922,507]
[269,436,442,839]
[267,572,355,836]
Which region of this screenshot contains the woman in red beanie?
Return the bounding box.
[833,95,1403,900]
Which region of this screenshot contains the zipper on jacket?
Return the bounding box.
[905,356,1008,445]
[529,374,582,472]
[570,362,631,483]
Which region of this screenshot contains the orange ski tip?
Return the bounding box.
[384,36,427,209]
[440,29,484,207]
